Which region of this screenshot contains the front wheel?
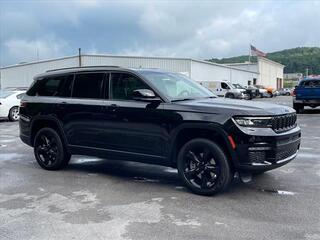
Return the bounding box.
[34,128,71,170]
[177,139,232,196]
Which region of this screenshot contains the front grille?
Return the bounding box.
[271,113,297,132]
[275,141,300,161]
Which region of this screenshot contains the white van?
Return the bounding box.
[199,80,247,99]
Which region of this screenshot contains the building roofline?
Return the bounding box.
[82,53,192,61]
[257,56,285,67]
[1,53,259,74]
[0,55,79,70]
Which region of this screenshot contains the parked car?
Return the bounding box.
[244,85,260,98]
[279,88,292,96]
[0,90,25,121]
[200,80,248,99]
[232,83,253,100]
[20,67,301,196]
[254,85,271,97]
[293,77,320,113]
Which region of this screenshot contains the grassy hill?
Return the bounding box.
[208,47,320,75]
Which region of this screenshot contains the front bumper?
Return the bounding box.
[228,124,301,172]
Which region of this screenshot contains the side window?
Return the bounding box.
[111,73,150,100]
[36,75,73,97]
[221,82,230,89]
[72,73,104,99]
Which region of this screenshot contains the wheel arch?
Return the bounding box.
[169,123,238,168]
[30,116,69,149]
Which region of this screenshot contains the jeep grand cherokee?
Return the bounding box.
[19,66,301,195]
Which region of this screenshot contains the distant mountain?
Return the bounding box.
[208,47,320,75]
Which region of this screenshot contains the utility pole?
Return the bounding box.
[78,48,82,67]
[306,67,309,77]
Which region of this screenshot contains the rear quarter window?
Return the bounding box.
[27,75,73,97]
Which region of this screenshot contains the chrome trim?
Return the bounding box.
[276,151,298,164]
[251,161,272,166]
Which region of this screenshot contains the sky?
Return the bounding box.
[0,0,320,66]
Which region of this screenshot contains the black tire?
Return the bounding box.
[286,92,291,96]
[177,138,232,196]
[8,106,20,121]
[293,104,303,113]
[34,128,71,170]
[226,93,235,99]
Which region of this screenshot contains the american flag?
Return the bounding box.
[250,45,267,57]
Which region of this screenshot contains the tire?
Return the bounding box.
[286,92,291,96]
[8,106,20,121]
[34,128,71,170]
[177,138,232,196]
[293,104,303,113]
[226,93,235,99]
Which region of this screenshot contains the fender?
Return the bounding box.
[30,115,69,149]
[168,122,239,167]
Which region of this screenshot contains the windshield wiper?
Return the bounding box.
[171,98,196,102]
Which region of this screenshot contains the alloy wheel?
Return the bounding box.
[35,134,59,167]
[183,147,220,189]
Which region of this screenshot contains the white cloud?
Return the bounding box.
[4,38,68,63]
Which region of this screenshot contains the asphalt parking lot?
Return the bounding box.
[0,96,319,240]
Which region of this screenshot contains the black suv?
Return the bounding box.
[19,66,301,195]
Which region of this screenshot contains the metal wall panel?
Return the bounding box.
[82,55,191,76]
[190,60,259,86]
[0,57,79,89]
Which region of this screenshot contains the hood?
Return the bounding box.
[175,98,295,116]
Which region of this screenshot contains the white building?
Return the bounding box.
[0,54,282,90]
[225,57,285,89]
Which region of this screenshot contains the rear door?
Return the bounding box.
[62,72,109,149]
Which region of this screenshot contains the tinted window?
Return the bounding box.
[111,73,149,100]
[72,73,105,99]
[221,82,230,89]
[35,75,73,97]
[303,80,320,87]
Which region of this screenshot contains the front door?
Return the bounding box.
[101,72,168,159]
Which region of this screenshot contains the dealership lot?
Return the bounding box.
[0,96,319,240]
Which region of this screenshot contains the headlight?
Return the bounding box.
[233,116,272,127]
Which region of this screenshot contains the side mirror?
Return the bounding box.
[132,89,161,102]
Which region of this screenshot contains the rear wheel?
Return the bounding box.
[177,139,232,196]
[34,128,71,170]
[8,106,19,121]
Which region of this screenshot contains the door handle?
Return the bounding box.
[108,104,118,112]
[56,101,67,109]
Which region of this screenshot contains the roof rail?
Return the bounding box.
[46,65,120,72]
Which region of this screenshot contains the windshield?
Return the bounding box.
[139,71,216,101]
[233,84,244,89]
[0,90,14,98]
